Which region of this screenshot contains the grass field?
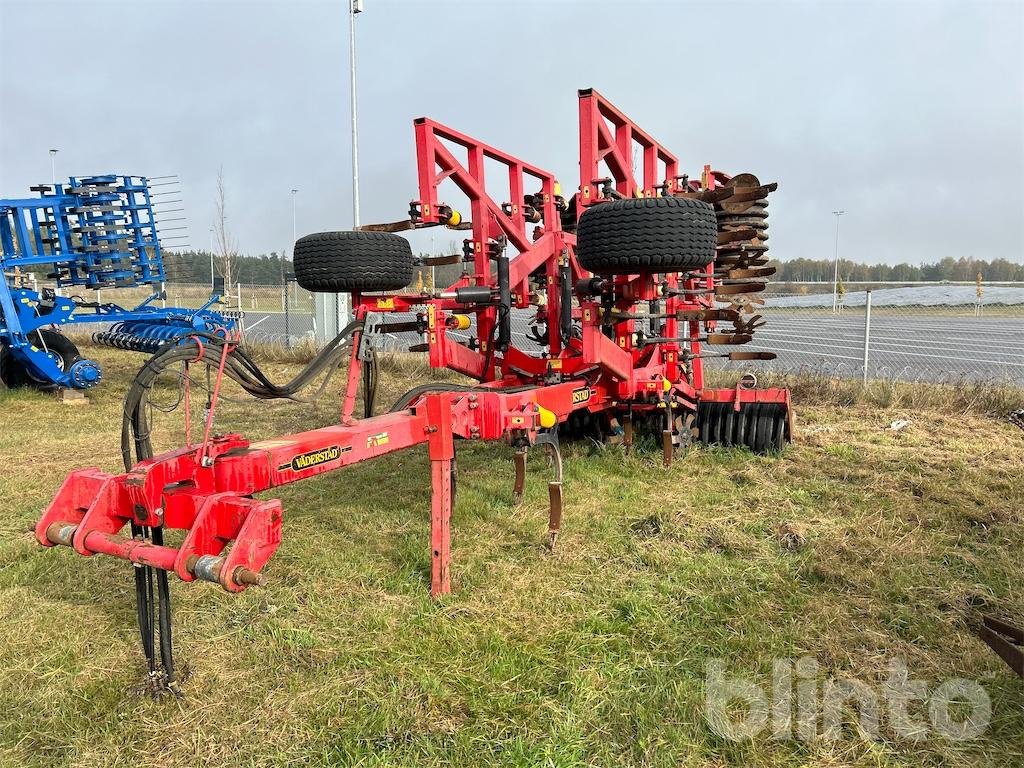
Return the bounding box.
[0,346,1022,767]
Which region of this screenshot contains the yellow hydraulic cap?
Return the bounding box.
[450,314,471,331]
[446,209,462,228]
[663,377,672,392]
[553,181,561,197]
[536,405,557,429]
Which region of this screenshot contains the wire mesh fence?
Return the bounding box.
[711,286,1024,387]
[47,280,1024,387]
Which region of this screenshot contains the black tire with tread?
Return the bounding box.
[293,231,414,293]
[0,329,80,391]
[577,196,717,274]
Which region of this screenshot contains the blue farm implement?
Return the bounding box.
[0,174,233,390]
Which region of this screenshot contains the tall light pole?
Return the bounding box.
[349,0,362,230]
[289,188,298,287]
[340,0,363,326]
[831,210,845,313]
[49,149,58,186]
[291,188,298,250]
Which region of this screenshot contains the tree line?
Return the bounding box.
[770,256,1024,283]
[162,250,290,285]
[161,250,1024,287]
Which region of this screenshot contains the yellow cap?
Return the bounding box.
[663,377,672,392]
[446,209,462,227]
[553,181,561,197]
[536,405,557,429]
[450,314,471,331]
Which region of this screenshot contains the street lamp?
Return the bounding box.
[831,210,845,313]
[291,188,299,249]
[289,188,298,288]
[339,0,363,326]
[49,149,58,186]
[350,0,362,230]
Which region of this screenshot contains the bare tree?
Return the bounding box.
[214,166,240,291]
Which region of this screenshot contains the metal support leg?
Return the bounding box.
[980,615,1023,677]
[341,331,363,423]
[662,391,674,468]
[430,456,452,598]
[425,393,455,598]
[512,446,527,504]
[623,413,634,455]
[547,479,563,548]
[535,431,563,549]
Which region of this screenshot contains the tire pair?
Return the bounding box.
[292,197,718,293]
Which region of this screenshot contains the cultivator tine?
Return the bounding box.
[623,412,634,454]
[705,332,753,345]
[547,481,563,548]
[512,446,527,504]
[728,295,767,315]
[678,185,734,203]
[534,431,563,549]
[1009,409,1024,431]
[979,616,1023,677]
[713,282,766,297]
[356,219,415,233]
[662,429,673,467]
[419,253,465,266]
[675,308,740,323]
[728,351,778,361]
[733,315,767,333]
[662,388,675,467]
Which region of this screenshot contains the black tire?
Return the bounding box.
[293,231,414,293]
[1,329,80,391]
[0,346,25,389]
[576,196,717,274]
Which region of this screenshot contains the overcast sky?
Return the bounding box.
[1,0,1022,266]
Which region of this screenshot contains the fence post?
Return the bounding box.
[236,282,242,311]
[284,282,291,349]
[862,289,872,385]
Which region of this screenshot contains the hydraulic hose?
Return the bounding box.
[118,319,364,692]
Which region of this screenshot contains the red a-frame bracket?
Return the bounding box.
[578,87,684,205]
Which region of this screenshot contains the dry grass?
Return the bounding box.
[0,345,1021,767]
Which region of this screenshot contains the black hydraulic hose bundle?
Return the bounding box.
[117,319,550,691]
[119,320,364,693]
[361,346,378,418]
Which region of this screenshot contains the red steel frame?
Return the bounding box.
[36,89,789,599]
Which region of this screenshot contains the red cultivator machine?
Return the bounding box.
[35,89,791,691]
